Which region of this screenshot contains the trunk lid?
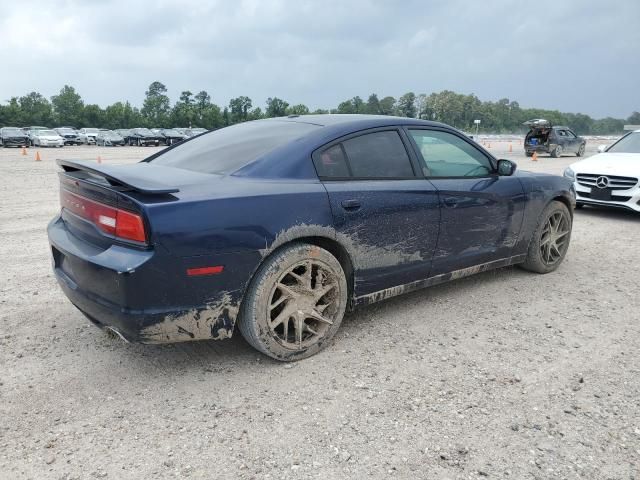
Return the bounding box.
[523,119,552,129]
[57,160,219,249]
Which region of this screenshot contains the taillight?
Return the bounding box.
[60,189,147,243]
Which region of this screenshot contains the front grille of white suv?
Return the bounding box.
[576,173,638,190]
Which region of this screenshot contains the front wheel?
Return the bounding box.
[576,144,585,157]
[520,201,572,274]
[238,243,348,361]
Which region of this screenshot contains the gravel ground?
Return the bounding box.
[1,141,638,479]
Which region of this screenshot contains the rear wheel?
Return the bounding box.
[525,152,533,157]
[551,145,563,158]
[238,243,348,361]
[520,201,572,274]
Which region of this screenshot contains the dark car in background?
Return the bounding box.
[114,129,132,141]
[1,127,30,147]
[524,119,586,158]
[159,128,188,146]
[47,114,575,361]
[55,127,82,145]
[124,128,163,146]
[96,130,126,146]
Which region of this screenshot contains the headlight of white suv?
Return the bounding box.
[563,167,575,180]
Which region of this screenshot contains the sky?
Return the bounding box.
[0,0,638,118]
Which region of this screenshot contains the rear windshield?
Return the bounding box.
[608,132,640,154]
[149,120,320,174]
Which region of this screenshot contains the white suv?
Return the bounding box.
[564,130,640,212]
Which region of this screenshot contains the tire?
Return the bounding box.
[238,243,348,361]
[525,152,533,157]
[576,144,585,157]
[520,201,572,274]
[137,138,143,147]
[551,145,562,158]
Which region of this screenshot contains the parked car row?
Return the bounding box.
[0,126,208,147]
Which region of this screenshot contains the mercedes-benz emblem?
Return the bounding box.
[595,176,609,189]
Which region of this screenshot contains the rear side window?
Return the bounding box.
[314,144,351,178]
[150,121,320,174]
[315,130,414,179]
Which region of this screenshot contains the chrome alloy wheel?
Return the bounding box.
[540,211,570,266]
[267,260,342,349]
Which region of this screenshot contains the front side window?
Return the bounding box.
[409,129,493,177]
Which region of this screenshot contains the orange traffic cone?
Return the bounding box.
[21,146,27,156]
[487,142,491,149]
[35,151,41,162]
[97,155,102,164]
[508,143,513,153]
[532,152,538,162]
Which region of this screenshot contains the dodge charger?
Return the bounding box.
[47,115,575,360]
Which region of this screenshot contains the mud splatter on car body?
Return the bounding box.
[140,292,239,343]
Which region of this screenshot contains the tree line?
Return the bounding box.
[0,81,637,134]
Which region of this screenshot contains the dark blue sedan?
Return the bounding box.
[48,115,575,360]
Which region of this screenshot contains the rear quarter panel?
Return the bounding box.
[144,177,336,303]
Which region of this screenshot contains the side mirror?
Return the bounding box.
[597,144,607,153]
[497,159,517,176]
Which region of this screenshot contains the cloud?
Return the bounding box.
[0,0,638,117]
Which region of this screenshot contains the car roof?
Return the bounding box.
[232,114,467,179]
[276,113,443,128]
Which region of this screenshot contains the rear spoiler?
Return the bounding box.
[57,159,180,194]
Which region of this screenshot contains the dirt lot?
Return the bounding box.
[1,140,639,479]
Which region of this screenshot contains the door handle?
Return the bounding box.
[341,199,361,210]
[443,197,458,207]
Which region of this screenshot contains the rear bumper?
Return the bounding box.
[47,216,243,344]
[525,144,551,154]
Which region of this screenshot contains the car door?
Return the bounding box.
[556,129,571,151]
[565,129,580,153]
[313,128,441,297]
[405,127,526,276]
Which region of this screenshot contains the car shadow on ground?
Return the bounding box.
[105,265,531,374]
